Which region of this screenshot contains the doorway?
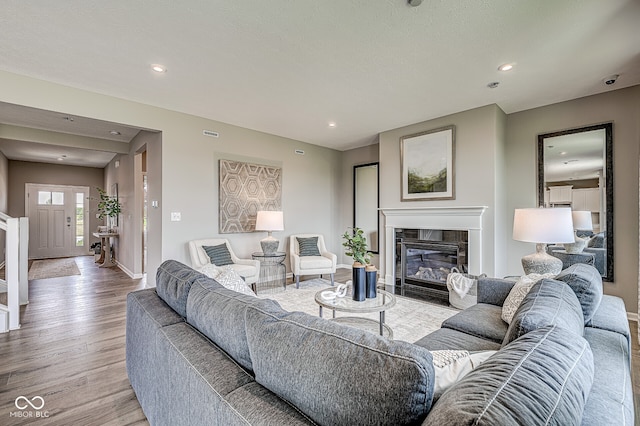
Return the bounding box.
[25,184,89,259]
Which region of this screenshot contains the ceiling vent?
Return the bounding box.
[203,130,219,138]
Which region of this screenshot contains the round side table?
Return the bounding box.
[251,252,287,293]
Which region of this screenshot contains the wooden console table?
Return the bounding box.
[93,232,118,268]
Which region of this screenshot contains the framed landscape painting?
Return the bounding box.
[400,125,455,201]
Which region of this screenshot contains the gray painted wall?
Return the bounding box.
[378,104,507,279]
[339,143,380,267]
[7,160,104,239]
[0,70,343,286]
[505,85,640,313]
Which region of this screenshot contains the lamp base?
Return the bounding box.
[260,235,279,255]
[521,243,563,275]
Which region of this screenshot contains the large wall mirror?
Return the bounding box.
[354,162,379,253]
[537,123,613,281]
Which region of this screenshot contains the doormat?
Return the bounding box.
[28,258,81,280]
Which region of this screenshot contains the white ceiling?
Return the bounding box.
[0,0,639,165]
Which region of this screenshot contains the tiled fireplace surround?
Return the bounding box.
[380,206,488,289]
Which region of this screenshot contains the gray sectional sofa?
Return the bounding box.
[126,260,633,425]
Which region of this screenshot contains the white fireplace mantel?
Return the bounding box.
[379,206,488,288]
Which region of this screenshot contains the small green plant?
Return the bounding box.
[93,187,122,219]
[341,227,371,266]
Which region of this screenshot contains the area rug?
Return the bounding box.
[28,258,81,280]
[258,278,460,343]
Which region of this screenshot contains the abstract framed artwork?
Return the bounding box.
[400,125,455,201]
[219,159,282,233]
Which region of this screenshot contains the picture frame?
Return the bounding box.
[400,125,455,201]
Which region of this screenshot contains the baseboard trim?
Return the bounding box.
[117,262,144,279]
[627,312,638,322]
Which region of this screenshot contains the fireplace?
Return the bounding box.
[397,229,468,299]
[380,206,487,299]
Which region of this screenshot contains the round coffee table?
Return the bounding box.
[314,287,396,338]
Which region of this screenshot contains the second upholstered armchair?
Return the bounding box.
[289,234,337,288]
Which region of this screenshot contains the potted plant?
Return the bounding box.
[342,227,373,301]
[94,187,122,232]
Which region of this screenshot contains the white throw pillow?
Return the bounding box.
[501,273,555,324]
[432,350,496,400]
[200,265,256,297]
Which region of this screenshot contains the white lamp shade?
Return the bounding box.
[513,208,574,244]
[571,211,593,231]
[255,211,284,231]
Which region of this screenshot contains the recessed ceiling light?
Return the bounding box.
[151,64,166,73]
[498,63,514,72]
[328,122,337,128]
[57,157,64,161]
[560,151,567,156]
[109,130,121,136]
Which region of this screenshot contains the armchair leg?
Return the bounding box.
[330,273,334,286]
[296,275,300,289]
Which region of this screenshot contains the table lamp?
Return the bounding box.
[255,211,284,255]
[513,207,574,275]
[564,211,593,254]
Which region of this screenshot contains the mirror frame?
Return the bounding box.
[353,162,380,254]
[537,122,614,281]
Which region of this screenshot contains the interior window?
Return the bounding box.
[37,191,65,205]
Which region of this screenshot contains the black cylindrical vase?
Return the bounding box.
[352,266,366,301]
[366,268,377,298]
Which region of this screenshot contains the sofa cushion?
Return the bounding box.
[581,327,634,426]
[245,302,435,426]
[296,236,321,256]
[156,259,209,317]
[585,294,631,351]
[203,243,234,266]
[414,327,502,352]
[424,325,594,426]
[503,279,584,346]
[186,279,284,371]
[555,263,603,323]
[441,303,508,343]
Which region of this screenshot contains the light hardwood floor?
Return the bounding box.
[1,258,638,424]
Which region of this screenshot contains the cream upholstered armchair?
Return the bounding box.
[289,234,337,288]
[188,238,260,285]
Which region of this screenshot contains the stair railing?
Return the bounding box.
[0,212,29,332]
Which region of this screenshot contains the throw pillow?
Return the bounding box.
[200,264,256,297]
[203,243,233,266]
[554,263,602,323]
[501,273,555,324]
[431,350,496,400]
[296,236,321,256]
[216,267,256,297]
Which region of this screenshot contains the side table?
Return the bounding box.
[251,252,287,294]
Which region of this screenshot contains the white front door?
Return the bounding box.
[26,184,89,259]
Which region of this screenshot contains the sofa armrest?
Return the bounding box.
[477,277,516,306]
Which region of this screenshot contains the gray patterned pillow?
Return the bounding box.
[203,243,233,266]
[296,237,321,256]
[501,273,555,324]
